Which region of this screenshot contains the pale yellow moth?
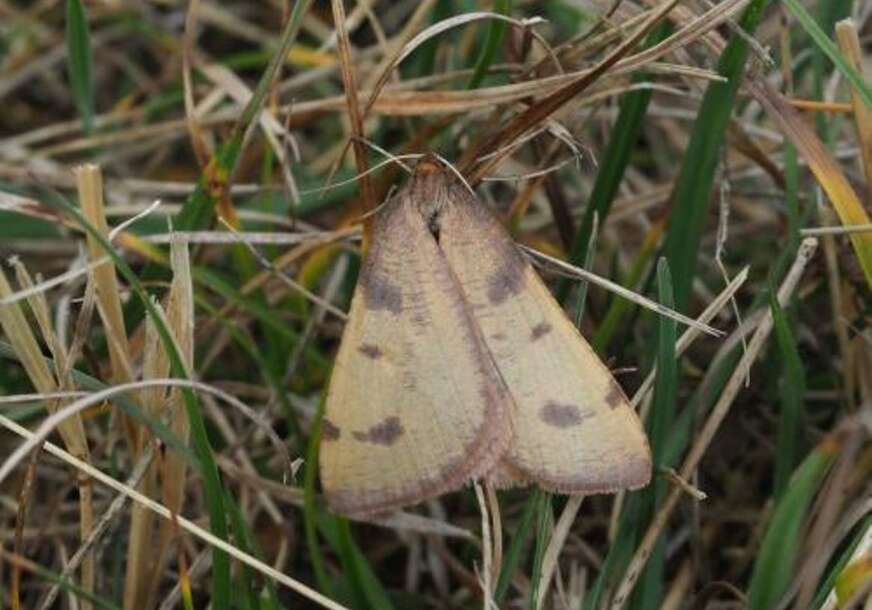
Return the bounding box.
[320,156,651,516]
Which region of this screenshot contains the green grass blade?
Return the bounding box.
[335,517,396,610]
[65,0,94,134]
[662,0,771,311]
[303,396,337,597]
[582,494,644,610]
[808,0,852,137]
[770,293,806,499]
[556,23,670,303]
[494,490,542,604]
[466,0,510,90]
[226,491,272,610]
[650,258,679,466]
[175,0,314,232]
[569,212,600,326]
[809,515,870,610]
[527,493,553,610]
[629,258,677,610]
[745,443,837,610]
[784,0,872,109]
[591,230,659,354]
[3,557,124,610]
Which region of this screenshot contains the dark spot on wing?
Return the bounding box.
[320,418,341,441]
[491,332,507,341]
[606,381,628,409]
[361,272,402,314]
[487,258,525,305]
[358,344,383,359]
[540,401,592,428]
[353,416,404,446]
[531,322,552,341]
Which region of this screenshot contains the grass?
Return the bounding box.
[1,2,870,610]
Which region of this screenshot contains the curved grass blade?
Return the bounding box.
[745,441,837,610]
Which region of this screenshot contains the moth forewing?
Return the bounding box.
[319,183,513,517]
[319,157,651,517]
[436,172,652,493]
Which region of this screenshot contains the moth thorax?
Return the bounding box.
[417,198,441,240]
[415,188,447,242]
[407,158,454,241]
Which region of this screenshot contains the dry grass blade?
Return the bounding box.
[330,0,375,224]
[747,81,872,287]
[124,305,168,608]
[535,495,584,610]
[75,165,137,436]
[142,230,353,246]
[0,413,351,610]
[10,261,96,610]
[395,12,551,67]
[0,269,90,452]
[218,218,349,321]
[0,262,94,610]
[182,0,211,167]
[0,257,107,306]
[475,483,495,608]
[609,238,819,610]
[38,444,156,610]
[141,240,197,610]
[462,0,680,181]
[521,246,722,337]
[801,224,872,236]
[834,19,872,192]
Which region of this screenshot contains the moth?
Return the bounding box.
[320,156,651,516]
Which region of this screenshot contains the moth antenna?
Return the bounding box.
[299,158,411,196]
[351,135,418,174]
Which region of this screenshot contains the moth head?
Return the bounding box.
[405,154,457,241]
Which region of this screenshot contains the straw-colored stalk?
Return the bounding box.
[0,266,93,610]
[140,241,195,610]
[834,20,872,191]
[75,164,137,442]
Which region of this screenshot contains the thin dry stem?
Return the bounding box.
[835,20,872,192]
[0,413,350,610]
[609,238,818,610]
